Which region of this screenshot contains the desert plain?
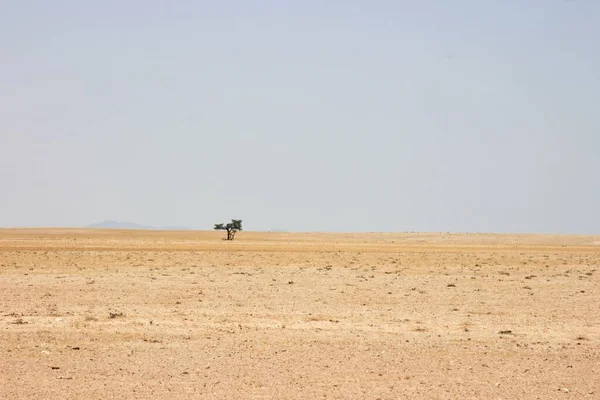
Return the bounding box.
[1,229,599,399]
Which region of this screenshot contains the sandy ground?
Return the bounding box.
[1,229,599,399]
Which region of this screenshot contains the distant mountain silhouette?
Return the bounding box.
[86,220,190,230]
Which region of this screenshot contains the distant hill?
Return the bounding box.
[86,220,190,230]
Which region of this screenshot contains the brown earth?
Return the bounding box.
[1,229,599,399]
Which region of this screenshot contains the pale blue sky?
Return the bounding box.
[1,1,599,233]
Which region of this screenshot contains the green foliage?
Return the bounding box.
[214,219,243,240]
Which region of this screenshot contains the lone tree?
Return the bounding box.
[214,219,242,241]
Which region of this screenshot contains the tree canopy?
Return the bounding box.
[214,219,242,240]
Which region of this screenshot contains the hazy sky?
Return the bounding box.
[1,1,599,233]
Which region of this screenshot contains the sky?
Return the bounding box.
[1,1,599,233]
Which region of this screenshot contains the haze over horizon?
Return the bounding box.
[2,1,599,234]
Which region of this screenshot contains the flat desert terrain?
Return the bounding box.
[1,229,599,399]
